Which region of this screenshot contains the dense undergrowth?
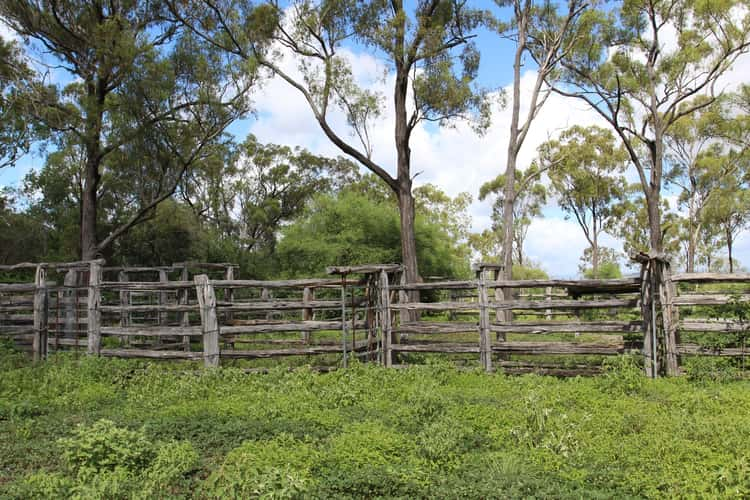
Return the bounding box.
[1,348,749,499]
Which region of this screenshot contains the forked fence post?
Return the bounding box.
[636,253,680,377]
[87,261,102,356]
[195,275,220,368]
[32,265,48,361]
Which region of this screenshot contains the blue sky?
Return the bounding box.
[2,2,749,277]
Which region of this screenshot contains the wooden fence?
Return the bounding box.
[2,258,750,376]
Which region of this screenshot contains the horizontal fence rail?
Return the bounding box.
[3,259,750,376]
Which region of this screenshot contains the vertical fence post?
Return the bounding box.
[545,286,553,321]
[639,259,656,378]
[87,261,102,356]
[195,275,220,368]
[225,266,235,326]
[493,268,507,342]
[180,265,191,352]
[379,270,392,367]
[32,265,48,361]
[341,276,348,368]
[478,271,492,372]
[398,271,409,338]
[118,270,129,346]
[657,260,680,376]
[63,269,77,339]
[302,287,313,344]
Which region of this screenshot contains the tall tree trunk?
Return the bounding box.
[686,183,698,273]
[80,78,105,260]
[591,238,599,279]
[727,225,734,273]
[80,157,100,260]
[502,21,526,281]
[393,69,419,285]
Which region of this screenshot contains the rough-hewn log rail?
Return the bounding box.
[391,342,625,355]
[672,272,750,283]
[677,344,749,356]
[0,259,105,271]
[673,294,750,306]
[101,326,203,337]
[327,264,402,275]
[391,298,638,312]
[679,320,749,332]
[221,320,367,334]
[490,320,643,334]
[396,321,478,334]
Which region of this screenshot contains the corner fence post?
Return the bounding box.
[87,261,102,356]
[195,275,220,368]
[639,259,656,378]
[33,265,48,361]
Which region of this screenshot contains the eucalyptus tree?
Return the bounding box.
[169,0,490,286]
[491,0,591,279]
[540,125,628,277]
[0,37,34,168]
[552,0,750,257]
[703,152,750,273]
[182,134,360,253]
[479,164,547,267]
[0,1,255,260]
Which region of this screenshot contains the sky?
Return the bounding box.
[1,2,750,278]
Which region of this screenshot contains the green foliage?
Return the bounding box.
[59,420,156,473]
[204,434,317,498]
[3,342,750,498]
[477,165,548,265]
[277,188,470,278]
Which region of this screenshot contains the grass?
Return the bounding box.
[2,346,750,498]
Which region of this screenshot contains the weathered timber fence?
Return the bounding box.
[3,258,750,376]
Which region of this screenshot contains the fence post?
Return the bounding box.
[341,277,348,368]
[87,261,102,356]
[118,270,130,346]
[478,271,492,372]
[641,261,655,377]
[379,270,392,367]
[195,275,220,368]
[63,269,77,339]
[658,261,680,376]
[225,266,235,326]
[493,268,507,342]
[545,286,553,321]
[180,265,191,352]
[302,287,314,344]
[398,271,409,337]
[33,265,48,361]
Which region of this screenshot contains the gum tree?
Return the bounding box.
[0,1,255,259]
[170,0,490,287]
[491,0,591,279]
[540,125,628,277]
[552,0,750,257]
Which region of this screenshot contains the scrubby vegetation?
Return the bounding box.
[1,348,749,499]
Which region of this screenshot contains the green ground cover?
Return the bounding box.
[1,348,749,499]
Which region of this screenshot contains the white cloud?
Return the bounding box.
[0,21,17,42]
[213,30,750,278]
